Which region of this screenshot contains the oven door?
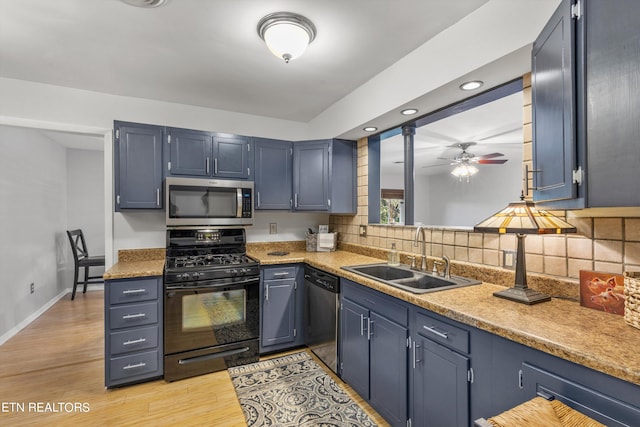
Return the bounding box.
[164,276,259,355]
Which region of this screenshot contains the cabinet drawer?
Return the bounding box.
[263,266,297,281]
[109,325,159,356]
[416,311,469,354]
[109,350,159,381]
[109,278,158,304]
[109,302,158,330]
[343,281,408,326]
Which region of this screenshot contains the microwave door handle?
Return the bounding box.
[237,188,243,218]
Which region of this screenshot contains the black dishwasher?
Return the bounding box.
[304,265,340,374]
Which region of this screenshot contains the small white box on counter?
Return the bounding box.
[317,232,336,252]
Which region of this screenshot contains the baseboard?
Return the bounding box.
[0,286,103,346]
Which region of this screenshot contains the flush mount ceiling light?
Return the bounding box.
[459,80,484,91]
[120,0,167,7]
[401,108,419,115]
[257,12,317,63]
[363,126,378,132]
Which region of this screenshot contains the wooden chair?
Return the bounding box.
[66,229,105,300]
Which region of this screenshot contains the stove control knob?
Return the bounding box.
[182,273,190,281]
[231,269,238,274]
[193,272,200,279]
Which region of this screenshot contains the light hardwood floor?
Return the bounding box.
[0,290,389,426]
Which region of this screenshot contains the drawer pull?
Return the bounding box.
[423,325,449,339]
[123,338,147,346]
[122,313,146,320]
[122,362,146,370]
[272,272,290,277]
[122,289,147,295]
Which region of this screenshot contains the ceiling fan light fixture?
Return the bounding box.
[257,12,316,63]
[451,163,478,181]
[401,108,419,116]
[459,80,484,91]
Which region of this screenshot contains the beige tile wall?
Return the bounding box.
[330,75,640,281]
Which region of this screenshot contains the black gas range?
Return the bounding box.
[163,228,260,381]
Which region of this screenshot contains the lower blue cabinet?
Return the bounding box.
[260,264,304,353]
[340,279,408,427]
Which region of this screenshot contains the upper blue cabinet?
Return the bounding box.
[254,138,356,213]
[114,121,164,210]
[165,127,253,180]
[532,0,640,208]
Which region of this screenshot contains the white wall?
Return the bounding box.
[0,126,68,338]
[414,159,522,227]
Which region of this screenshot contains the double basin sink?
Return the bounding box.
[341,263,481,294]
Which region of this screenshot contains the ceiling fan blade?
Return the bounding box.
[478,152,504,159]
[478,159,508,164]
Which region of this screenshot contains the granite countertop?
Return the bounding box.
[249,248,640,387]
[103,248,165,280]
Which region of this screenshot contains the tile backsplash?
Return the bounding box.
[330,76,640,287]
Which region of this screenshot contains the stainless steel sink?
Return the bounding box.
[341,263,481,294]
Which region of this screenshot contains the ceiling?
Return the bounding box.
[0,0,559,142]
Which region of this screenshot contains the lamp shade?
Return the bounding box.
[474,199,576,235]
[257,12,316,63]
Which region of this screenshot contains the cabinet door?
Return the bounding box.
[412,335,469,427]
[329,138,357,214]
[584,0,640,207]
[166,128,212,177]
[262,279,297,347]
[213,135,252,179]
[369,312,408,427]
[340,298,370,399]
[532,0,578,203]
[293,140,330,211]
[115,122,163,210]
[254,138,293,210]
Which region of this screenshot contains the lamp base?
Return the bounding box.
[493,286,551,305]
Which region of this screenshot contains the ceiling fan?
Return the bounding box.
[440,142,508,181]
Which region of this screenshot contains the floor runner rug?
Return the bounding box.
[228,351,378,426]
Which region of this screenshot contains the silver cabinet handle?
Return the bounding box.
[206,157,210,174]
[123,338,147,346]
[214,158,218,175]
[123,362,146,370]
[360,314,365,336]
[122,289,146,295]
[272,272,290,277]
[423,325,449,339]
[156,188,160,206]
[257,191,261,207]
[294,193,298,208]
[265,285,269,301]
[367,318,373,340]
[122,313,146,320]
[413,341,422,369]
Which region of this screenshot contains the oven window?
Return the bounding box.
[169,186,237,218]
[182,289,246,331]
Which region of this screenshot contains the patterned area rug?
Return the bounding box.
[228,352,378,427]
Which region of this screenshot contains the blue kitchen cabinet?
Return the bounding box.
[292,139,356,213]
[105,276,163,387]
[114,121,164,210]
[340,279,408,427]
[259,265,304,353]
[253,138,293,210]
[533,0,640,208]
[166,127,253,179]
[411,310,470,427]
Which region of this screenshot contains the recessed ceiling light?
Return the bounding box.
[459,80,484,91]
[121,0,167,7]
[363,126,378,132]
[401,108,418,115]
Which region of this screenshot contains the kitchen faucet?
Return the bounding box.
[413,226,428,271]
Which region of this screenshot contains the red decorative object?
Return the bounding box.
[579,270,625,315]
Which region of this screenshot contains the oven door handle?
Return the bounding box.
[165,276,259,291]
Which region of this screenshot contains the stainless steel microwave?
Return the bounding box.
[165,177,253,227]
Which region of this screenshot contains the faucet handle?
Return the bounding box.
[432,260,444,275]
[407,256,417,270]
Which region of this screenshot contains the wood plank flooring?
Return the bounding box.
[0,291,389,426]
